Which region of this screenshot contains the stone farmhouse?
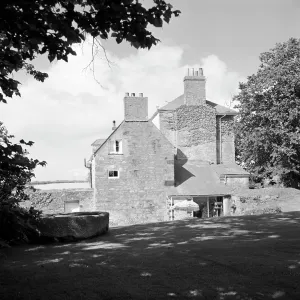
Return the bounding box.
[86,68,249,226]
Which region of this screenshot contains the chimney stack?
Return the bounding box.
[184,67,206,106]
[124,92,148,121]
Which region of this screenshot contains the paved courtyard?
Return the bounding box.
[1,212,300,299]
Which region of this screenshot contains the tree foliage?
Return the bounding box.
[0,0,180,103]
[0,0,180,245]
[0,123,46,245]
[234,38,300,188]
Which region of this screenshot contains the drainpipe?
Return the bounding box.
[174,110,178,155]
[219,114,227,164]
[84,158,92,188]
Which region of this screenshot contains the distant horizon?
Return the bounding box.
[29,180,89,185]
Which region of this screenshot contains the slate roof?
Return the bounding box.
[168,161,249,196]
[169,161,230,196]
[159,94,238,115]
[212,164,250,176]
[91,139,106,146]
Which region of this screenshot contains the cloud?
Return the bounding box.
[187,55,245,107]
[0,40,244,181]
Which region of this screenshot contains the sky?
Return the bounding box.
[1,0,300,181]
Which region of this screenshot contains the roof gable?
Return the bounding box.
[148,120,176,153]
[93,121,124,157]
[91,138,106,146]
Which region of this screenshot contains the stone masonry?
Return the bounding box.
[24,189,94,214]
[87,67,249,226]
[25,67,248,224]
[216,115,235,164]
[93,98,175,226]
[184,68,206,105]
[160,104,217,162]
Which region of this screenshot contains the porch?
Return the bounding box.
[167,195,231,221]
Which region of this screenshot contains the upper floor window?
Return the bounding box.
[115,140,120,153]
[110,140,122,154]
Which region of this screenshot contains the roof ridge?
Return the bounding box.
[159,94,238,115]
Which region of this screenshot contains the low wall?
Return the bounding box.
[38,212,109,241]
[231,195,281,216]
[23,189,94,214]
[107,208,168,227]
[227,177,249,189]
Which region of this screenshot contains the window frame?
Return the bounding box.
[115,140,120,153]
[109,139,123,154]
[108,170,119,179]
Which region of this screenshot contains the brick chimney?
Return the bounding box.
[183,68,206,106]
[124,92,148,121]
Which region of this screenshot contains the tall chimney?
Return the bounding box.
[124,92,148,121]
[184,67,206,106]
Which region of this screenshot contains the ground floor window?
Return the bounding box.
[108,170,119,178]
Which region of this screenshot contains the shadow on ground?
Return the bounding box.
[1,212,300,299]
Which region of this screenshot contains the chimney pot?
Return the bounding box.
[112,120,116,131]
[131,93,135,97]
[139,93,143,97]
[125,92,129,96]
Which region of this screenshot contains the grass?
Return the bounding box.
[1,212,300,299]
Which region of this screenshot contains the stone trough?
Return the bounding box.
[37,212,109,242]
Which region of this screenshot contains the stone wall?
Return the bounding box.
[93,121,175,226]
[159,111,176,146]
[159,105,216,162]
[216,115,235,164]
[124,95,148,121]
[231,195,281,216]
[183,75,206,105]
[24,189,94,214]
